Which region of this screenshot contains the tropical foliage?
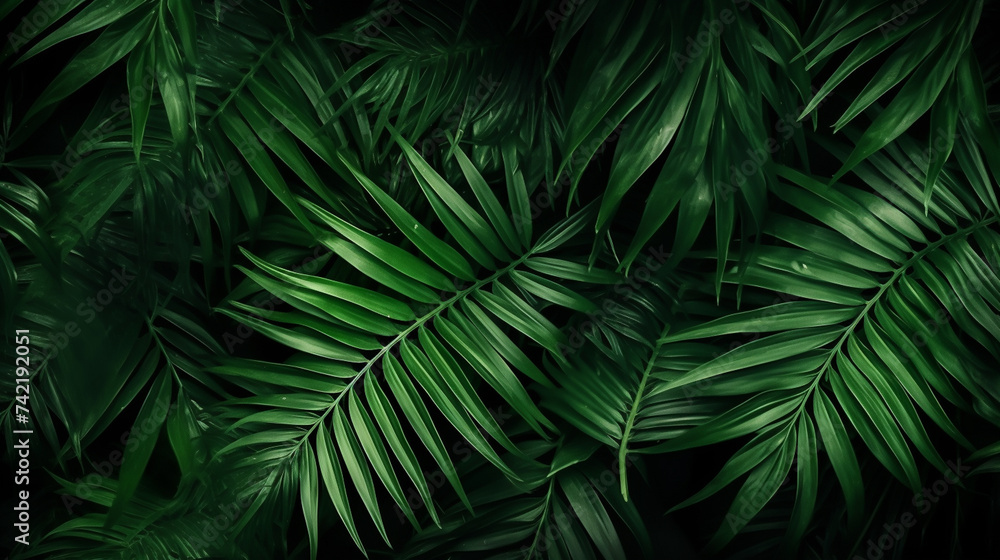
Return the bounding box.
[2,0,1000,558]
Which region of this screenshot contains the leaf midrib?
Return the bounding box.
[789,215,999,429]
[269,243,541,481]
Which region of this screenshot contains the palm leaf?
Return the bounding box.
[644,131,1000,552]
[208,134,622,556]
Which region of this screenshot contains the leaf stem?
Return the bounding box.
[791,216,999,420]
[618,336,666,501]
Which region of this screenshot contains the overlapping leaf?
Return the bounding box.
[211,135,622,556]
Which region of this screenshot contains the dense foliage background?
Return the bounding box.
[2,0,1000,558]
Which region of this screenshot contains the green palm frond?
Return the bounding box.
[397,435,654,560]
[206,133,623,556]
[0,171,59,331]
[800,0,983,183]
[5,2,1000,559]
[317,0,559,197]
[638,129,1000,554]
[548,0,813,289]
[5,1,157,148]
[541,115,1000,555]
[28,472,269,559]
